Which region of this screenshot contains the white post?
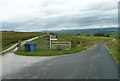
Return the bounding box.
[50,35,51,49]
[70,42,71,49]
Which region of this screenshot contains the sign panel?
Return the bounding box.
[50,35,57,40]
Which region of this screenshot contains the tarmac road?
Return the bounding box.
[2,43,118,79]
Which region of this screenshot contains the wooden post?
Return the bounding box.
[70,42,71,49]
[50,35,51,49]
[17,40,21,51]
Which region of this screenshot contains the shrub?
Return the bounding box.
[86,34,90,36]
[77,34,81,35]
[94,33,105,37]
[105,34,110,37]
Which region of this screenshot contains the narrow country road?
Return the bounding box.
[2,43,118,79]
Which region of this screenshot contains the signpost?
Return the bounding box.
[50,35,57,49]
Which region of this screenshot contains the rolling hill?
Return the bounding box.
[42,28,118,34]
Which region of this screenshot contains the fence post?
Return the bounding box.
[17,40,21,51]
[70,42,71,49]
[50,35,51,49]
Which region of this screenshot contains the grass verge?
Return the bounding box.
[2,43,17,51]
[0,46,17,55]
[106,39,119,64]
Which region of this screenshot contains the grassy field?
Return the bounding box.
[106,34,120,64]
[2,31,118,61]
[15,34,112,56]
[1,31,46,51]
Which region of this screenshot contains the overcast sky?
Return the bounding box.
[0,0,119,31]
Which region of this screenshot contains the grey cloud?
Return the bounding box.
[2,13,117,31]
[1,0,118,31]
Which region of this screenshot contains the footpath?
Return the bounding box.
[0,36,40,54]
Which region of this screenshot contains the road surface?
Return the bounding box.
[2,43,118,79]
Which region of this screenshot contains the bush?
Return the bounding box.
[77,34,81,35]
[105,34,110,37]
[94,33,105,37]
[86,34,90,36]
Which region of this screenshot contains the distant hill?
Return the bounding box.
[42,28,118,34]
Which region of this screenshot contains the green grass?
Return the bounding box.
[0,52,5,55]
[15,44,91,56]
[2,42,17,51]
[3,32,114,56]
[0,53,5,55]
[32,36,48,41]
[2,31,46,51]
[15,33,110,56]
[107,38,119,64]
[0,46,17,55]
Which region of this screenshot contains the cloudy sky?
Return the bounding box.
[0,0,119,31]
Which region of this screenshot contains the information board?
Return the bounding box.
[50,35,57,40]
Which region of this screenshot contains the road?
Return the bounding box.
[2,43,118,79]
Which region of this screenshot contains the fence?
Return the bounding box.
[21,41,71,51]
[51,42,71,50]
